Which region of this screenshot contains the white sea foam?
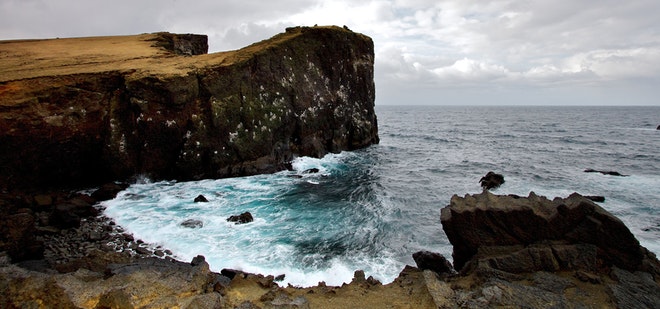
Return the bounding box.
[103,106,660,287]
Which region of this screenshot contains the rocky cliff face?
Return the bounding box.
[0,26,378,189]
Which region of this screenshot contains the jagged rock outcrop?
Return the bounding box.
[437,191,660,308]
[441,191,660,276]
[227,212,254,224]
[478,171,505,190]
[0,26,378,190]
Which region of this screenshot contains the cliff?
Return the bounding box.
[0,26,378,189]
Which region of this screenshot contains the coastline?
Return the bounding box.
[2,184,659,308]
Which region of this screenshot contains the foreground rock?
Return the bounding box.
[2,189,660,308]
[441,191,658,274]
[440,191,660,308]
[0,26,378,190]
[0,256,226,308]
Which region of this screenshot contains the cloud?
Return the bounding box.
[1,0,659,105]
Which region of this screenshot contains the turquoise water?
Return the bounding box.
[103,106,660,287]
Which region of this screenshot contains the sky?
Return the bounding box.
[2,0,659,106]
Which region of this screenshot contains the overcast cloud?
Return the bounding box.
[2,0,659,105]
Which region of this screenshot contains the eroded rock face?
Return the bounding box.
[441,191,658,274]
[0,26,378,189]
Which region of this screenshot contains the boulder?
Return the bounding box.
[227,212,254,224]
[441,191,658,273]
[193,195,208,203]
[412,251,454,275]
[91,183,128,201]
[49,201,100,229]
[49,204,82,229]
[479,172,505,190]
[180,219,203,228]
[584,168,627,176]
[302,168,320,174]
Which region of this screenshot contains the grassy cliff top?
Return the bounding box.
[0,26,362,83]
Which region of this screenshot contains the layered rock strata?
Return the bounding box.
[0,26,378,189]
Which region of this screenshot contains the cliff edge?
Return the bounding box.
[0,26,378,189]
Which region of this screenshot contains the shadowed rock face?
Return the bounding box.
[0,26,378,189]
[441,191,658,274]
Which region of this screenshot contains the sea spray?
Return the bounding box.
[103,153,412,287]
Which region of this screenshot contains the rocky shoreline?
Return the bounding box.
[2,185,660,308]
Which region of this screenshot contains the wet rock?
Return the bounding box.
[180,219,203,228]
[412,251,454,275]
[135,246,152,255]
[585,195,605,202]
[479,171,505,190]
[91,183,128,201]
[193,194,208,203]
[227,212,254,224]
[584,168,628,176]
[190,255,205,266]
[302,168,320,174]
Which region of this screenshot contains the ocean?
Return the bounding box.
[102,105,660,287]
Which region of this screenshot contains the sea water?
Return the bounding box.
[103,105,660,287]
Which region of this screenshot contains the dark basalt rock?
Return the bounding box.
[193,195,208,203]
[479,171,505,190]
[91,183,129,201]
[180,219,203,228]
[412,251,454,275]
[585,195,605,203]
[50,204,82,229]
[584,168,628,176]
[227,212,254,224]
[302,168,320,174]
[441,191,660,274]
